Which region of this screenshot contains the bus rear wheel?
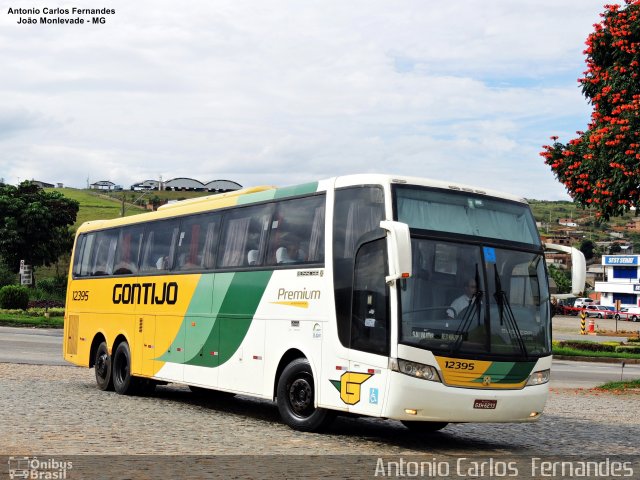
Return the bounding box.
[112,341,142,395]
[277,358,335,432]
[94,341,113,391]
[401,421,448,433]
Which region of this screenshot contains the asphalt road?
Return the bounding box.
[0,326,66,366]
[1,325,638,387]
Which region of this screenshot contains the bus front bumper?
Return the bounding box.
[382,371,548,423]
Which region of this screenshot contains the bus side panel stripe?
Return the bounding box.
[215,270,272,366]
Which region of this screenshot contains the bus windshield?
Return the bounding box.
[394,186,550,359]
[399,239,551,358]
[395,185,540,246]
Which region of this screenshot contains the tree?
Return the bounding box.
[580,239,596,260]
[541,1,640,220]
[0,182,79,278]
[548,264,572,294]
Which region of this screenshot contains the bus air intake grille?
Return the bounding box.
[66,315,79,355]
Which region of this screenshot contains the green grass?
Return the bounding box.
[0,313,63,328]
[597,379,640,391]
[36,188,149,279]
[45,188,146,228]
[553,345,640,359]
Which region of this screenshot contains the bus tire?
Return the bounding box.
[277,358,335,432]
[94,341,113,391]
[112,341,139,395]
[401,421,448,433]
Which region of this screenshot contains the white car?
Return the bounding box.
[574,297,594,308]
[620,306,640,322]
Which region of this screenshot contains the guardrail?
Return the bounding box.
[556,305,640,322]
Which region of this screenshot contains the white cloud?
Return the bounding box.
[0,0,604,199]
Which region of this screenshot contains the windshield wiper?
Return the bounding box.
[493,264,528,358]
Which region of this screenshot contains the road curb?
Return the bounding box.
[554,355,640,364]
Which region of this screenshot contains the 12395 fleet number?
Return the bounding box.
[444,360,475,370]
[72,290,89,301]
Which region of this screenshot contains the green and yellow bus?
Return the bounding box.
[64,174,583,432]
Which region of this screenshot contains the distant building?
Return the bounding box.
[164,177,205,191]
[558,218,578,227]
[204,179,242,192]
[630,220,640,232]
[31,180,55,188]
[586,264,605,287]
[130,177,242,193]
[541,235,572,247]
[131,180,162,191]
[90,180,117,191]
[595,254,640,308]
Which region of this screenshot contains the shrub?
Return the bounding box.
[0,262,16,288]
[27,299,65,309]
[556,341,617,353]
[0,285,30,310]
[36,276,67,296]
[25,307,65,317]
[614,345,640,354]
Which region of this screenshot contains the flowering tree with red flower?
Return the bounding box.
[541,1,640,219]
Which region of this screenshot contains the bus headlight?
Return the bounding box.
[391,358,441,382]
[526,369,550,386]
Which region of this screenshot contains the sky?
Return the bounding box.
[0,0,608,200]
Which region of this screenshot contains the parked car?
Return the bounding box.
[574,297,595,308]
[584,305,614,319]
[618,306,640,322]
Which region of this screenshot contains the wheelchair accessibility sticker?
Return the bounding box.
[369,387,379,405]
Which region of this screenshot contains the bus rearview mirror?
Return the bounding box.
[380,220,412,285]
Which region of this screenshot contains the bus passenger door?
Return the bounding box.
[134,315,156,377]
[347,238,390,417]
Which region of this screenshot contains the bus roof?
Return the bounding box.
[75,174,528,234]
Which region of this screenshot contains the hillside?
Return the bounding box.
[45,188,145,228]
[528,199,640,249]
[36,188,212,279]
[45,188,213,228]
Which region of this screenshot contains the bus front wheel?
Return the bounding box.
[277,358,335,432]
[94,341,113,391]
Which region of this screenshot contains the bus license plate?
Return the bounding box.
[473,399,497,409]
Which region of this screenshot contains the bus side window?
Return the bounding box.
[90,230,118,276]
[176,214,220,271]
[217,204,273,268]
[74,233,95,277]
[267,195,325,266]
[113,225,144,275]
[140,219,180,273]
